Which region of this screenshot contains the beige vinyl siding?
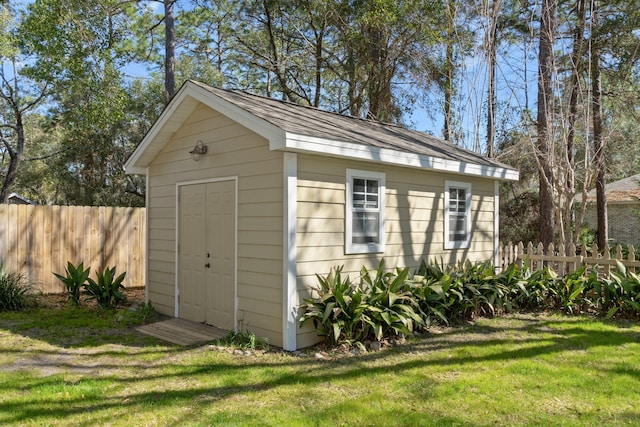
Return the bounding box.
[295,154,497,348]
[146,102,284,347]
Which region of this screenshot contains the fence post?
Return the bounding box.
[516,241,524,268]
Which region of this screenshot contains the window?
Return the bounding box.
[444,181,471,249]
[346,169,385,254]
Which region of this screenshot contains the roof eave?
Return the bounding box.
[279,133,520,181]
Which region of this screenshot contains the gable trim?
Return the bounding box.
[125,81,285,175]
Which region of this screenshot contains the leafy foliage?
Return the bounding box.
[360,261,423,340]
[53,261,90,305]
[299,266,371,345]
[302,258,640,347]
[84,266,127,309]
[0,265,31,311]
[299,262,424,346]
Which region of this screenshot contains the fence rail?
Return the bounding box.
[0,204,145,293]
[498,241,640,275]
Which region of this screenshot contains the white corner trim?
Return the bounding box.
[494,181,500,271]
[283,153,298,351]
[144,170,150,305]
[283,133,519,181]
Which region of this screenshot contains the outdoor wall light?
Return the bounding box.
[189,140,208,161]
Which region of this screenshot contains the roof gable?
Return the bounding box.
[125,80,519,181]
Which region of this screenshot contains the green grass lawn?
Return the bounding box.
[0,306,639,426]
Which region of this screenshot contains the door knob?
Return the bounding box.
[205,263,211,268]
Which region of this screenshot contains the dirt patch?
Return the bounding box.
[34,287,146,309]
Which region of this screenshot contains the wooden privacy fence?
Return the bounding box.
[498,241,640,276]
[0,204,145,293]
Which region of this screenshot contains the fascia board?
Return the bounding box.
[283,133,520,182]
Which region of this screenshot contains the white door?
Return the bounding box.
[178,180,235,330]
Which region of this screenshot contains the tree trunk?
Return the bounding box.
[443,2,455,142]
[0,112,24,203]
[536,0,556,246]
[566,0,586,244]
[164,0,176,105]
[486,0,500,158]
[591,0,608,247]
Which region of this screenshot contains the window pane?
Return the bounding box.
[353,193,365,207]
[352,212,379,244]
[353,178,365,193]
[367,180,378,194]
[449,215,467,241]
[366,194,378,209]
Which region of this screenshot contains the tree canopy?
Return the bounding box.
[0,0,638,245]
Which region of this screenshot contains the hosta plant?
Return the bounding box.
[84,266,127,308]
[53,261,90,305]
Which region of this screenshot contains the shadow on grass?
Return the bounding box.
[0,311,638,425]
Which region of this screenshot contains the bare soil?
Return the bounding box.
[34,287,147,309]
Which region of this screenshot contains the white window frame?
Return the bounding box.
[444,180,472,250]
[345,169,385,254]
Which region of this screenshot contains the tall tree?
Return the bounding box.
[564,0,586,244]
[590,0,607,247]
[485,0,501,158]
[536,0,556,246]
[163,0,175,103]
[20,0,144,206]
[0,4,49,202]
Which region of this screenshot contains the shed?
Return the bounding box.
[125,80,519,350]
[7,193,36,205]
[580,174,640,246]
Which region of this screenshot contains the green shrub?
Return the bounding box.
[598,261,640,319]
[413,260,512,324]
[299,266,373,345]
[0,265,31,311]
[360,261,423,340]
[84,266,126,308]
[53,261,90,305]
[301,258,640,348]
[512,266,556,310]
[301,262,426,346]
[554,266,589,314]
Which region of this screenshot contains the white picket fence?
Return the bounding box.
[498,241,640,275]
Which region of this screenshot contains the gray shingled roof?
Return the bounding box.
[193,81,513,171]
[582,174,640,202]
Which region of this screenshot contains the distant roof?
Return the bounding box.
[125,80,519,181]
[7,193,36,205]
[583,174,640,203]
